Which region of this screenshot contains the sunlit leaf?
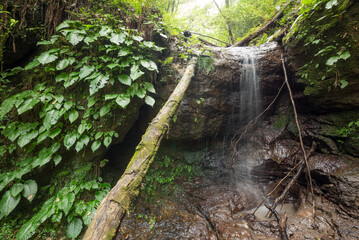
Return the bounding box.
[23,180,38,202]
[116,95,130,108]
[118,74,132,86]
[38,51,58,65]
[64,132,77,149]
[66,218,83,240]
[145,96,155,107]
[91,140,101,152]
[10,183,24,197]
[0,191,20,216]
[56,59,70,71]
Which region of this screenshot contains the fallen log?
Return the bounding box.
[83,58,198,240]
[232,0,292,47]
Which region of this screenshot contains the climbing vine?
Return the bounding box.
[0,13,163,239]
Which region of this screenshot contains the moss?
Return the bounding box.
[274,114,289,129]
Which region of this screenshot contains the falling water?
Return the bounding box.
[239,51,261,125]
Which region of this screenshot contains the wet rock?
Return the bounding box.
[160,42,284,140]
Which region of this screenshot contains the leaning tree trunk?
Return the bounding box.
[83,58,197,240]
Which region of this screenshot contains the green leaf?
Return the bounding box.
[135,88,146,99]
[132,35,143,42]
[66,218,83,240]
[100,104,111,117]
[79,135,90,146]
[116,95,130,108]
[64,132,77,149]
[18,131,38,148]
[16,221,37,240]
[105,94,118,100]
[340,80,348,89]
[99,26,112,37]
[56,59,70,71]
[107,63,119,69]
[118,74,132,86]
[43,110,59,129]
[326,56,340,66]
[69,109,79,123]
[49,128,61,139]
[23,180,38,202]
[54,155,62,166]
[17,98,39,115]
[56,72,69,82]
[68,31,84,46]
[89,74,109,95]
[118,48,131,57]
[78,123,86,134]
[143,82,156,93]
[0,97,16,118]
[140,59,158,72]
[130,64,144,80]
[37,131,50,143]
[64,101,74,111]
[36,148,52,167]
[56,20,73,31]
[37,51,58,65]
[10,183,24,197]
[52,211,63,223]
[91,140,101,152]
[95,132,103,140]
[0,191,20,216]
[50,142,60,154]
[79,65,95,79]
[340,51,351,60]
[75,141,84,152]
[59,192,75,215]
[145,96,155,107]
[25,60,40,70]
[325,0,338,9]
[104,137,112,148]
[110,33,126,45]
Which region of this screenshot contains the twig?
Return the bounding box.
[232,80,286,146]
[189,31,230,45]
[264,204,289,240]
[281,55,316,220]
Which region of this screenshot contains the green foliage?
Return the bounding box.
[197,56,215,75]
[0,13,163,239]
[16,164,110,240]
[286,0,353,94]
[142,151,204,202]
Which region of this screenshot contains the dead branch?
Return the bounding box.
[232,0,293,47]
[281,55,316,219]
[264,204,289,240]
[189,31,230,46]
[197,37,221,47]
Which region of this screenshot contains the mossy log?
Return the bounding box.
[83,58,197,240]
[232,0,292,47]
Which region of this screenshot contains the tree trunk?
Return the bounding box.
[212,0,235,45]
[232,0,292,47]
[82,58,198,240]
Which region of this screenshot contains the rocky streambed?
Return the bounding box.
[115,117,359,239]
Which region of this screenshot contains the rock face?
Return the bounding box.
[285,1,359,112]
[161,42,284,140]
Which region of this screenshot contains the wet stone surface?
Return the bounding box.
[116,128,359,240]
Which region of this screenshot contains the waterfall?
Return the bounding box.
[223,45,263,138]
[239,51,261,125]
